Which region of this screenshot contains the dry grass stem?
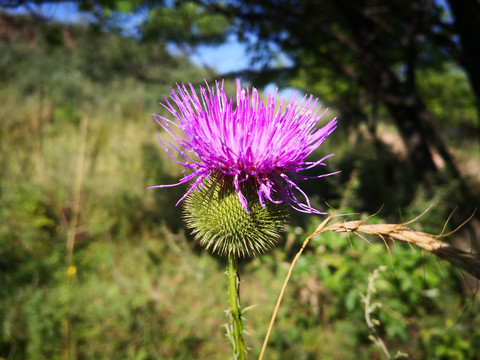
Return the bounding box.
[260,210,477,360]
[319,212,480,280]
[258,216,333,360]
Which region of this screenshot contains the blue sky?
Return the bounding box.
[189,35,251,74]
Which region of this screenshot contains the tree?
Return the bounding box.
[3,0,478,204]
[192,0,479,190]
[446,0,480,134]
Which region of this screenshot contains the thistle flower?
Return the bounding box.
[148,79,338,256]
[148,79,338,215]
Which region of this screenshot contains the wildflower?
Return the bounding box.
[148,79,338,215]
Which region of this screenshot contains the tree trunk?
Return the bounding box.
[383,98,438,185]
[447,0,480,136]
[335,0,465,186]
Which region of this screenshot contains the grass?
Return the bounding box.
[1,13,480,359]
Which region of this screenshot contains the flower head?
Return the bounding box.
[148,79,338,214]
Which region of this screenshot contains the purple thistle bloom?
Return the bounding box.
[148,79,339,214]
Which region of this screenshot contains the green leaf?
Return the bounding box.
[115,0,133,13]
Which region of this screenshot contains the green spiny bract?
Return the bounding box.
[183,175,289,257]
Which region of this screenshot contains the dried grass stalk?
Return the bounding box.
[259,210,478,359]
[316,212,480,280]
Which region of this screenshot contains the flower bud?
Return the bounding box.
[183,175,289,257]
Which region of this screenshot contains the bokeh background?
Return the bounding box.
[1,1,479,359]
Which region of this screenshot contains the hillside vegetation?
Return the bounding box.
[1,13,479,359]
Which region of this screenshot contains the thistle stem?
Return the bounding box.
[227,252,246,359]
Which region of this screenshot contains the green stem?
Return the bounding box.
[227,252,246,359]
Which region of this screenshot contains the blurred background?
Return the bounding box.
[1,1,479,359]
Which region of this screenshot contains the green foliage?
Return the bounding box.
[418,63,478,136]
[141,2,230,46]
[258,216,479,360]
[1,13,479,360]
